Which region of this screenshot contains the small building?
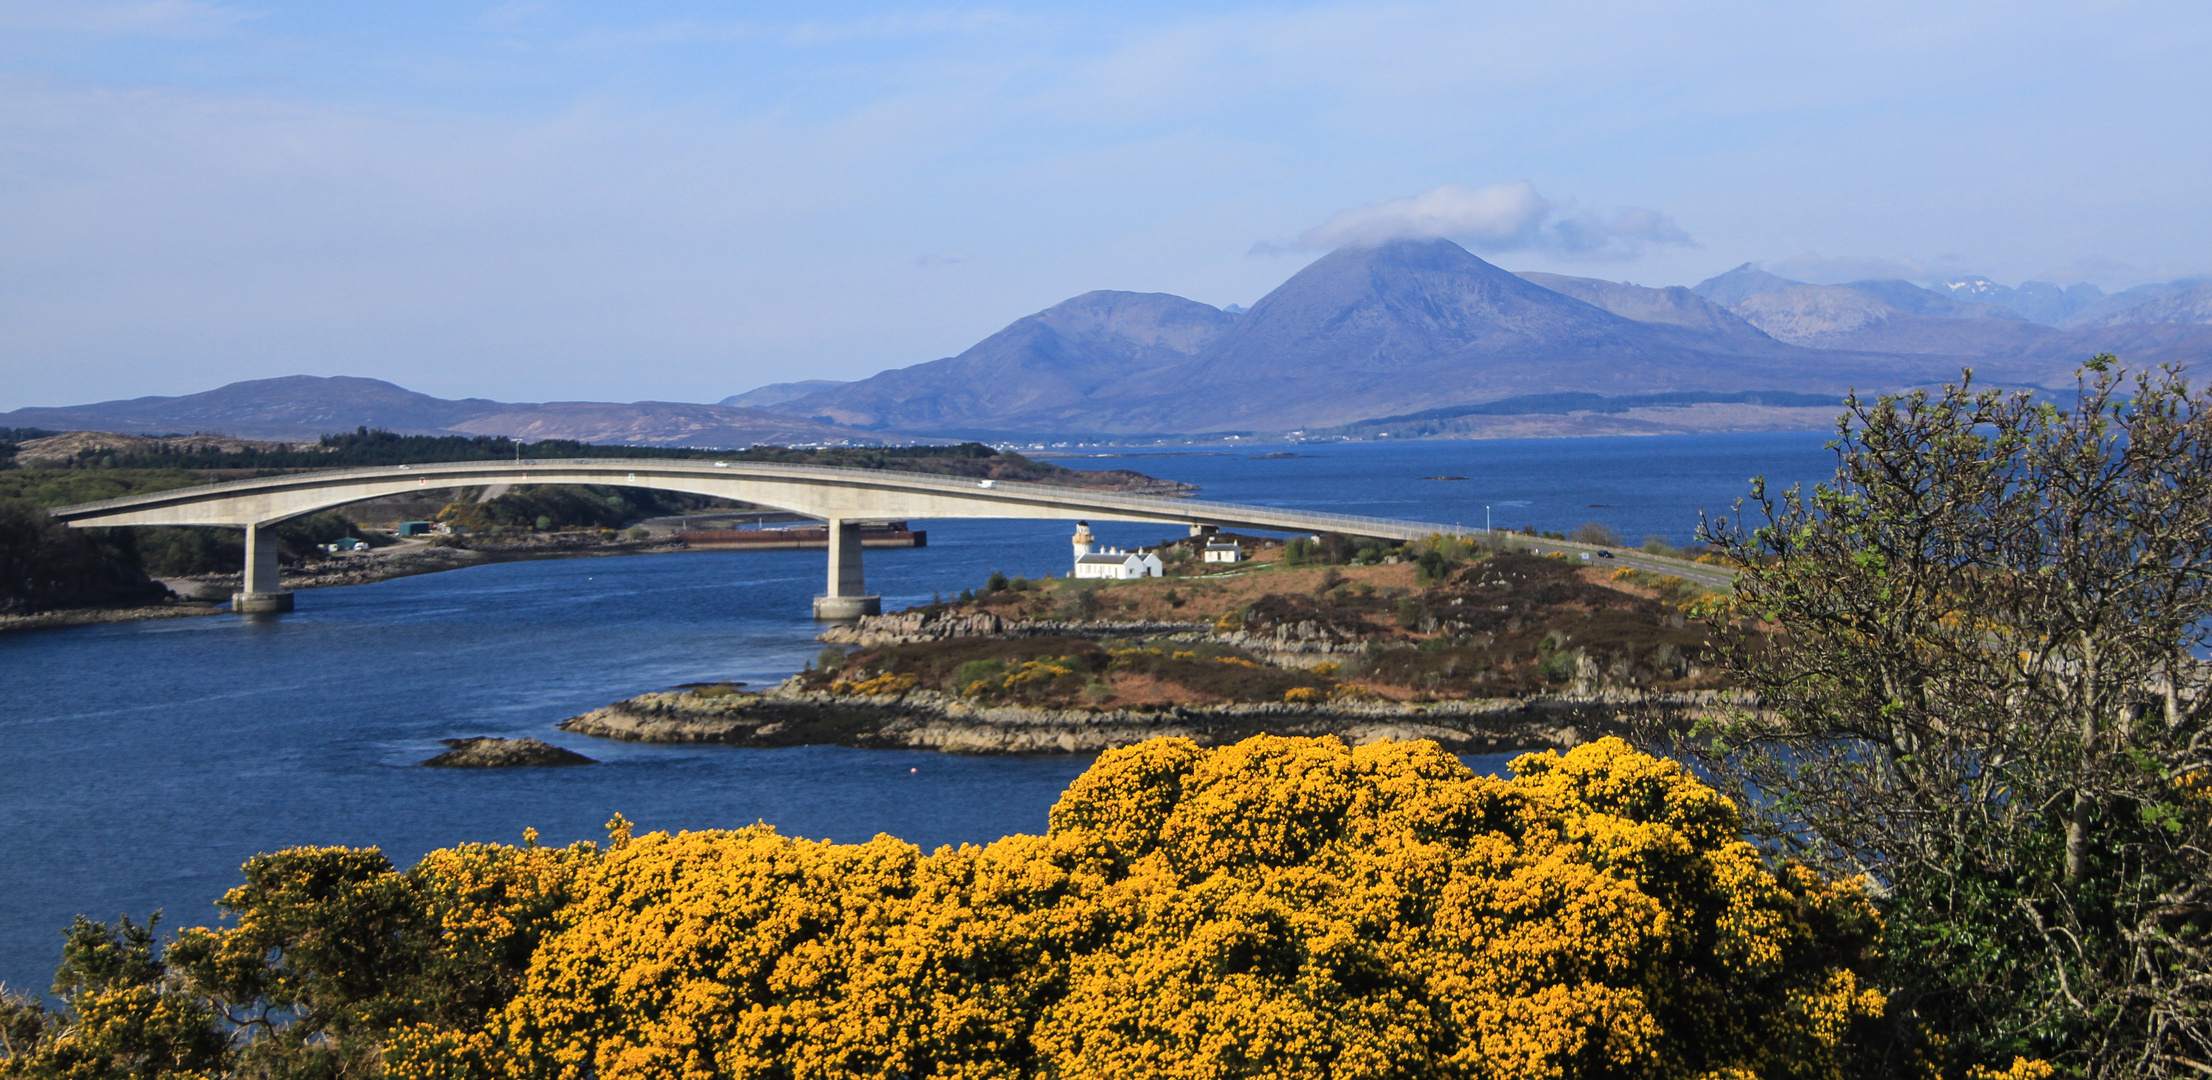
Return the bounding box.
[397,521,433,537]
[1202,540,1243,564]
[1074,549,1164,580]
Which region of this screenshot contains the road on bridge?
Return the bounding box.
[50,457,1734,613]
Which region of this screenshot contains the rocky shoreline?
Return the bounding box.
[3,535,696,633]
[0,601,227,633]
[556,678,1725,755]
[821,607,1404,664]
[581,574,1742,754]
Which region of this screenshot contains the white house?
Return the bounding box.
[1070,521,1163,578]
[1075,549,1164,579]
[1202,540,1243,564]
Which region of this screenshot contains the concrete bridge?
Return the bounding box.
[51,457,1539,616]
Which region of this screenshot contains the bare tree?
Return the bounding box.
[1686,361,2212,1079]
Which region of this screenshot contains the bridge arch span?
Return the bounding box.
[50,458,1473,617]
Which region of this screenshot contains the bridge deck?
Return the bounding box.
[50,457,1730,587]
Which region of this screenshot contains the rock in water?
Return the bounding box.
[420,737,596,768]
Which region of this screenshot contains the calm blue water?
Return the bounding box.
[0,433,1836,992]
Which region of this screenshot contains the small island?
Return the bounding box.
[419,736,596,768]
[559,531,1733,754]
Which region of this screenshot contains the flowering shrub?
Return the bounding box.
[827,671,919,696]
[484,736,1886,1080]
[6,738,1920,1080]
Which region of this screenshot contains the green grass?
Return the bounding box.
[0,468,218,509]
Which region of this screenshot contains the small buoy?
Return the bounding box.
[910,767,918,774]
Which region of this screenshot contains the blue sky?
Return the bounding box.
[3,0,2208,408]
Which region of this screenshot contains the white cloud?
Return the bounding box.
[1271,182,1694,259]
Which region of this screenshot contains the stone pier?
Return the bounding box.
[812,518,880,619]
[232,524,294,613]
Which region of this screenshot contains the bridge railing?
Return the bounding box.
[48,455,1731,579]
[47,457,1466,533]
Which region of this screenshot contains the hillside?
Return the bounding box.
[2081,281,2212,327]
[1514,272,1774,341]
[1727,285,2057,354]
[0,376,896,447]
[773,291,1238,432]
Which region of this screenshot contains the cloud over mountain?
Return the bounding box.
[1276,183,1693,259]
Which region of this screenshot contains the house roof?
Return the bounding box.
[1076,553,1141,565]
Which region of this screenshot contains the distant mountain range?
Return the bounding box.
[1697,262,2211,329]
[0,376,896,447]
[1685,265,2212,370]
[12,242,2210,446]
[752,240,2212,436]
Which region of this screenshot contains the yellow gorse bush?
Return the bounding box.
[998,659,1077,691]
[828,672,920,696]
[372,736,1889,1080]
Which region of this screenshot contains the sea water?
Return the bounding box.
[0,432,1837,991]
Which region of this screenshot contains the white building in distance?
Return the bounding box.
[1075,549,1164,579]
[1070,521,1164,579]
[1202,540,1243,563]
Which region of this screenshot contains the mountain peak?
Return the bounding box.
[1215,238,1621,371]
[1692,263,1803,307]
[1028,290,1236,355]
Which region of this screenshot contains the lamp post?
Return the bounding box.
[1485,505,1491,533]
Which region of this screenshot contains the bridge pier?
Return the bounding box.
[811,518,879,619]
[232,524,294,614]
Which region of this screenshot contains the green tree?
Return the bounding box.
[1686,363,2212,1078]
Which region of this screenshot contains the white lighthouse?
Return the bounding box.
[1071,521,1095,565]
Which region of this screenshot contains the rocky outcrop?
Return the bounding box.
[420,737,596,767]
[557,683,1726,756]
[818,607,1367,659]
[818,609,1207,648]
[1214,620,1370,655]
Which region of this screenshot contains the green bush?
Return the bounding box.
[1395,598,1427,628]
[1055,586,1102,621]
[953,658,1007,693]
